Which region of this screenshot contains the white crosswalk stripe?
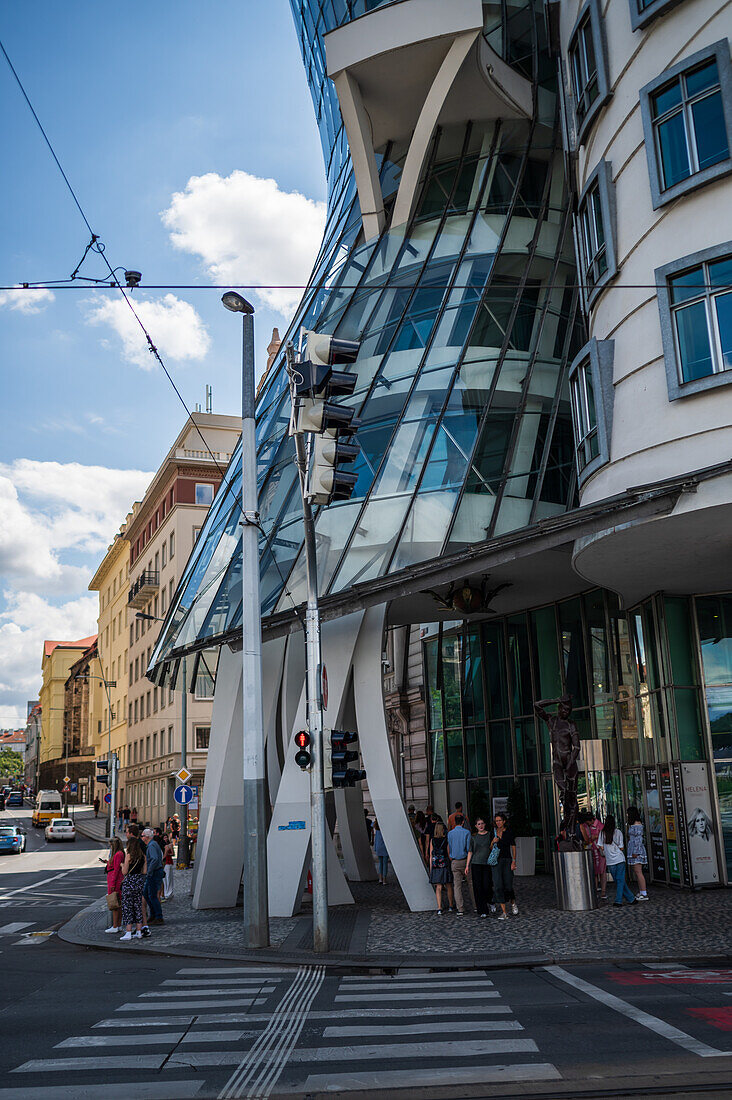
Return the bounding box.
[3,965,561,1097]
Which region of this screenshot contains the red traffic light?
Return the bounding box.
[295,730,310,749]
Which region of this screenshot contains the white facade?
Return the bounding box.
[553,0,732,603]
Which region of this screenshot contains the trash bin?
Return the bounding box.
[554,848,597,911]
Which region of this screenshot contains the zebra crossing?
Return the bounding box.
[2,965,561,1099]
[0,920,56,945]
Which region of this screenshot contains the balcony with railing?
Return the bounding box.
[128,569,160,609]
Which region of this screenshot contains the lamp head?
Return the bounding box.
[221,291,254,314]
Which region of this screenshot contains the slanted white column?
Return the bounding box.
[332,70,386,241]
[336,784,378,882]
[267,612,365,916]
[352,605,436,911]
[192,636,285,909]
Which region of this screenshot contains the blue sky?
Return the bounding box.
[0,1,326,724]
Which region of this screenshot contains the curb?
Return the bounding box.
[73,820,109,844]
[58,898,732,972]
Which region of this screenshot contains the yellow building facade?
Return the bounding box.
[88,516,134,792]
[39,637,96,776]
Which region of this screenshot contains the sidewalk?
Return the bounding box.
[60,862,732,970]
[73,806,116,843]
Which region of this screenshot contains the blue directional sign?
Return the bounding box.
[69,782,78,793]
[174,784,194,805]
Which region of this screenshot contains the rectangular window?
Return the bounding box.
[668,255,732,383]
[641,42,732,208]
[153,687,158,713]
[162,541,167,568]
[570,356,599,470]
[567,0,609,141]
[195,483,214,506]
[146,736,150,760]
[652,59,728,192]
[579,180,607,288]
[576,161,616,308]
[134,699,138,723]
[170,532,175,559]
[134,657,139,681]
[195,726,211,750]
[168,726,174,754]
[161,588,167,615]
[152,731,157,757]
[146,691,151,718]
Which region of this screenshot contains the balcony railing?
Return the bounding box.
[128,569,160,609]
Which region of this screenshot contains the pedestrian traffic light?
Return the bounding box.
[96,757,110,786]
[329,729,366,788]
[294,730,312,770]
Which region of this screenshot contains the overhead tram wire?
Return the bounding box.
[0,35,305,636]
[1,281,729,292]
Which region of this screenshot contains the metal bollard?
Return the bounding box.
[554,848,597,911]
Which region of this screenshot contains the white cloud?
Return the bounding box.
[84,293,210,369]
[161,170,326,316]
[0,460,152,590]
[0,591,99,705]
[0,287,55,314]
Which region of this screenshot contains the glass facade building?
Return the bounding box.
[147,0,731,890]
[149,0,584,684]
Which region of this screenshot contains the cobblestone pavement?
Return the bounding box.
[62,860,732,964]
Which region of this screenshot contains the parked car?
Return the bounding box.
[5,791,23,808]
[0,825,25,854]
[0,794,5,811]
[45,818,75,843]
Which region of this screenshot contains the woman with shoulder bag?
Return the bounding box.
[490,811,518,920]
[429,823,454,914]
[104,838,124,934]
[120,836,147,940]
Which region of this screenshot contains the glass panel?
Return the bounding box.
[674,300,714,381]
[714,291,732,371]
[652,79,682,118]
[489,721,512,775]
[697,595,732,683]
[446,727,465,778]
[709,257,732,289]
[669,264,704,304]
[515,717,538,774]
[483,621,509,719]
[390,490,457,570]
[331,496,410,591]
[657,112,690,188]
[685,59,719,97]
[371,418,437,497]
[464,726,488,778]
[584,591,612,706]
[425,636,443,730]
[558,598,589,706]
[462,630,485,725]
[714,760,732,880]
[673,688,704,761]
[664,597,698,685]
[441,633,462,728]
[507,615,533,716]
[692,92,729,171]
[431,729,445,780]
[530,607,562,698]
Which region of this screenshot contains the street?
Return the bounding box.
[0,804,730,1099]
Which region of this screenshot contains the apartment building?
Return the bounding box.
[121,412,240,825]
[89,515,135,803]
[38,635,96,790]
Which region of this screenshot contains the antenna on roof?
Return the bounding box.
[205,384,212,413]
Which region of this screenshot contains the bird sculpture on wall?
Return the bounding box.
[423,576,512,615]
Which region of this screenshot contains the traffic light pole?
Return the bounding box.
[286,343,329,953]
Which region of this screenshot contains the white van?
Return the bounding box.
[32,790,63,827]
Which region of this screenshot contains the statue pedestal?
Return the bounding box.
[553,849,597,911]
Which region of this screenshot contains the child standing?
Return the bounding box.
[626,807,649,901]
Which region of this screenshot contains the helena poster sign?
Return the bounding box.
[681,763,719,885]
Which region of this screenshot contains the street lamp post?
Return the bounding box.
[222,291,269,949]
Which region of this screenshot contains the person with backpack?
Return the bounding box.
[429,823,454,914]
[598,814,637,906]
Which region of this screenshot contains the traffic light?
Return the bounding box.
[329,729,367,788]
[306,431,359,505]
[96,757,110,786]
[294,730,312,770]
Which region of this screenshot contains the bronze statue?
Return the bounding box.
[534,694,581,848]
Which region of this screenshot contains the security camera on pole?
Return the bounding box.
[286,330,363,954]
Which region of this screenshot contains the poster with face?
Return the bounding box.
[682,764,719,885]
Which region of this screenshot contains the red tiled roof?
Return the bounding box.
[43,634,97,659]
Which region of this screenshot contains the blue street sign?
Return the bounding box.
[69,782,78,793]
[174,784,194,805]
[104,792,111,803]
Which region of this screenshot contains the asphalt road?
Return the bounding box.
[0,805,730,1099]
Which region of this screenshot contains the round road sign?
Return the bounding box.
[174,784,194,805]
[104,792,111,803]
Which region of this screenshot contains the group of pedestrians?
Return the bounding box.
[410,802,519,919]
[579,806,649,907]
[104,822,177,940]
